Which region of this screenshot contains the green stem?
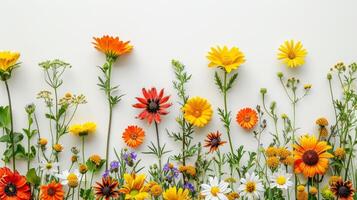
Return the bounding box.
[223,71,234,155]
[82,136,85,163]
[4,81,15,171]
[105,59,113,170]
[154,122,162,171]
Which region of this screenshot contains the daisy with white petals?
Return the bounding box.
[39,159,59,176]
[270,170,293,190]
[238,172,265,200]
[55,170,81,188]
[201,176,231,200]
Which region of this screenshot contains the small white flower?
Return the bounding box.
[55,170,80,187]
[270,170,293,190]
[39,159,59,176]
[238,172,265,200]
[201,176,231,200]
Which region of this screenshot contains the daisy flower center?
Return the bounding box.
[276,176,287,185]
[288,51,296,59]
[338,186,350,197]
[148,100,159,112]
[46,163,53,169]
[4,183,17,196]
[245,181,256,193]
[210,186,220,196]
[302,150,319,166]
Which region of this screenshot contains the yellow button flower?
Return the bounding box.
[277,40,307,68]
[182,97,213,127]
[207,46,245,73]
[0,51,20,72]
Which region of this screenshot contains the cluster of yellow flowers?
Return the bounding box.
[265,146,294,170]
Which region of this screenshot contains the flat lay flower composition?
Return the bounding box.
[0,36,356,200]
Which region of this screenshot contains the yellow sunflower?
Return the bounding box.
[0,51,20,72]
[293,135,333,177]
[182,97,213,127]
[277,40,307,68]
[119,174,149,200]
[207,46,245,73]
[163,187,191,200]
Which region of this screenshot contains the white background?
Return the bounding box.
[1,0,357,177]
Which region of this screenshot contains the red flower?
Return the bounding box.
[133,88,172,124]
[0,168,31,200]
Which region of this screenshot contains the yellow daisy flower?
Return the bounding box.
[119,174,149,200]
[182,97,213,127]
[0,51,20,72]
[207,46,245,73]
[277,40,307,68]
[69,122,96,136]
[163,187,191,200]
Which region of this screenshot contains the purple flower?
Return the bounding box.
[163,163,179,180]
[123,151,137,167]
[184,182,195,193]
[102,170,110,178]
[110,161,120,171]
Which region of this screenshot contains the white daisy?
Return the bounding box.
[270,170,293,190]
[238,172,265,200]
[39,159,59,176]
[201,176,231,200]
[55,170,80,187]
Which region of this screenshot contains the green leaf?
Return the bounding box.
[26,168,41,186]
[0,106,10,128]
[214,71,224,93]
[0,134,10,143]
[226,72,238,91]
[45,113,56,120]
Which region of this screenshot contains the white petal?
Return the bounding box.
[217,193,228,200]
[201,184,211,190]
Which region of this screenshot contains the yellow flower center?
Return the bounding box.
[288,51,296,59]
[245,181,256,193]
[193,110,202,118]
[45,163,53,169]
[276,176,286,185]
[130,189,139,196]
[210,186,220,196]
[67,173,78,187]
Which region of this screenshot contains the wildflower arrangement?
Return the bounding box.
[0,38,356,200]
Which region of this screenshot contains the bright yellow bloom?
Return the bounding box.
[53,144,63,152]
[150,184,163,197]
[309,186,318,195]
[267,156,280,170]
[89,154,102,166]
[38,138,48,146]
[277,40,307,68]
[334,147,346,159]
[163,187,191,200]
[182,97,213,127]
[83,122,96,133]
[0,51,20,71]
[207,46,245,73]
[69,122,96,136]
[119,174,149,200]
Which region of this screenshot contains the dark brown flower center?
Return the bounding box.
[47,187,56,196]
[102,186,111,196]
[302,150,319,166]
[148,100,159,113]
[211,138,219,147]
[338,186,350,197]
[4,183,17,196]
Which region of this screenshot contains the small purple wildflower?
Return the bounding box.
[184,182,195,193]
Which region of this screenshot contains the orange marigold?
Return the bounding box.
[236,108,258,130]
[122,125,145,148]
[40,181,64,200]
[93,35,133,59]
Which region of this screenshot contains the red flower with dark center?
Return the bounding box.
[0,168,31,200]
[330,179,355,200]
[94,177,120,200]
[133,88,172,124]
[204,131,227,153]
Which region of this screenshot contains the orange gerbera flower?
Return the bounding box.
[236,108,258,130]
[40,181,64,200]
[122,125,145,148]
[293,135,333,177]
[0,169,31,200]
[93,35,133,59]
[204,131,227,153]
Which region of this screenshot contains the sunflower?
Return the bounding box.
[182,97,213,127]
[40,181,64,200]
[293,135,333,177]
[330,179,355,200]
[122,125,145,148]
[236,108,258,130]
[119,174,149,200]
[133,87,172,124]
[0,169,31,200]
[163,187,191,200]
[204,131,227,153]
[93,35,133,60]
[277,40,307,68]
[94,177,120,200]
[207,46,245,73]
[0,51,20,72]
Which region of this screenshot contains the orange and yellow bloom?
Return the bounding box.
[207,46,245,73]
[93,35,133,59]
[277,40,307,68]
[182,97,213,127]
[236,108,258,130]
[122,125,145,148]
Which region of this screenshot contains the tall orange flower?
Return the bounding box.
[293,135,333,177]
[236,108,258,130]
[122,125,145,148]
[40,181,64,200]
[93,35,133,59]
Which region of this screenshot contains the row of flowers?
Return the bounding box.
[0,36,356,200]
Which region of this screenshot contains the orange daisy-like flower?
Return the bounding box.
[40,181,64,200]
[0,168,31,200]
[293,135,333,177]
[330,179,355,200]
[122,125,145,148]
[236,108,258,130]
[93,35,133,59]
[94,177,120,200]
[204,131,227,153]
[133,88,172,124]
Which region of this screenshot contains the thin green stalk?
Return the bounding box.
[154,122,162,171]
[105,59,113,170]
[223,72,234,155]
[4,81,15,171]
